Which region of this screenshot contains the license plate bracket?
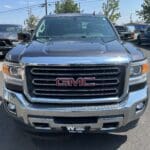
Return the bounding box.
[66,126,85,133]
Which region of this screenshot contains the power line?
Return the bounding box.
[0,0,102,14]
[0,4,42,14]
[0,1,55,14]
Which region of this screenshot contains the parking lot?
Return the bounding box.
[0,43,149,150]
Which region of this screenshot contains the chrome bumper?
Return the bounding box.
[3,86,149,132]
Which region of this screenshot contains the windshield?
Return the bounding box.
[126,26,135,32]
[35,16,117,41]
[115,26,128,32]
[0,25,22,33]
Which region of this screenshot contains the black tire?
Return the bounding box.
[137,36,142,45]
[137,40,142,45]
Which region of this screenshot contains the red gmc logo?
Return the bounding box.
[56,77,96,87]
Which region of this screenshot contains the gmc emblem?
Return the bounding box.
[56,77,96,87]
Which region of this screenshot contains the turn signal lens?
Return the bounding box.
[2,62,23,79]
[2,62,23,86]
[142,63,149,74]
[2,64,10,75]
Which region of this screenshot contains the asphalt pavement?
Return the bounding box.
[0,43,150,150]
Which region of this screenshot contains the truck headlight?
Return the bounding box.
[2,62,24,86]
[130,63,149,77]
[130,60,149,85]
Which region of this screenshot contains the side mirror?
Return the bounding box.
[30,29,35,35]
[18,33,31,42]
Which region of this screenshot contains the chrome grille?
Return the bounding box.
[25,65,125,100]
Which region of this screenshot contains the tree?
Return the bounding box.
[137,0,150,23]
[102,0,121,23]
[25,14,38,30]
[55,0,80,14]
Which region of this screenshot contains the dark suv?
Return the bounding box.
[2,14,149,133]
[137,26,150,45]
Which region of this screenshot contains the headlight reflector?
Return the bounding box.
[130,65,142,76]
[2,62,23,86]
[129,60,149,86]
[130,61,149,77]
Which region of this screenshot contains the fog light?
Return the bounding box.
[136,102,145,112]
[7,102,16,114]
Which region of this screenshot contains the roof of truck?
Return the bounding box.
[46,13,104,17]
[0,24,22,26]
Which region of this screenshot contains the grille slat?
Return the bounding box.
[25,65,125,101]
[33,88,118,92]
[33,91,118,97]
[30,66,121,76]
[30,72,120,76]
[31,67,120,71]
[32,78,120,86]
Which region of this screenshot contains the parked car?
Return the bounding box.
[115,25,134,40]
[0,24,22,57]
[126,24,149,40]
[137,26,150,45]
[2,14,149,134]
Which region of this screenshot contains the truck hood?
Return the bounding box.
[0,32,17,41]
[6,38,145,64]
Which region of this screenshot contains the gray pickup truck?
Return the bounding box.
[2,14,149,133]
[0,24,22,57]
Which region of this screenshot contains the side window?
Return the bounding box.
[36,20,46,37]
[147,27,150,32]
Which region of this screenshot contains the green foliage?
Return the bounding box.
[102,0,121,23]
[137,0,150,23]
[25,15,38,30]
[55,0,80,14]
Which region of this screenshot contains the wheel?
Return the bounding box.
[137,36,142,45]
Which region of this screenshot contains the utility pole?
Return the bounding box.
[26,0,32,30]
[79,2,80,12]
[45,0,48,15]
[27,0,32,18]
[130,13,133,23]
[40,0,48,15]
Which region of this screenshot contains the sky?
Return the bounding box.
[0,0,144,26]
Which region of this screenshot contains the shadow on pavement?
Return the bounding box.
[137,43,150,51]
[31,132,127,150]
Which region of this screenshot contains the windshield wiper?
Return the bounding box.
[35,36,51,39]
[80,35,87,38]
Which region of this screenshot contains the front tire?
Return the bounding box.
[137,36,142,45]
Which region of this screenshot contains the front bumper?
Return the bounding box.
[3,86,149,132]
